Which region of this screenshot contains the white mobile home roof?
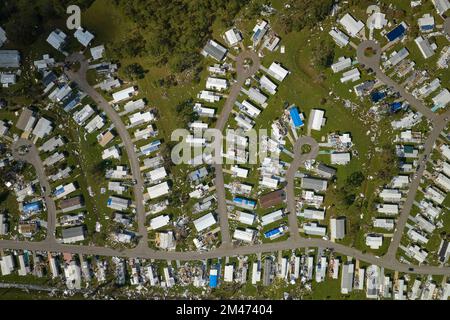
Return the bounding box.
[148,167,167,182]
[40,136,64,153]
[331,57,352,73]
[247,87,267,105]
[224,265,234,282]
[366,234,383,249]
[415,36,436,59]
[261,209,283,226]
[74,28,94,47]
[440,144,450,161]
[193,212,217,232]
[299,208,325,220]
[197,90,220,103]
[0,50,20,68]
[235,114,254,131]
[112,87,136,103]
[233,229,255,242]
[417,79,440,97]
[90,45,105,60]
[268,62,289,82]
[259,75,277,95]
[443,162,450,176]
[107,196,129,211]
[225,28,242,46]
[387,48,409,67]
[231,166,248,178]
[368,12,387,30]
[432,89,450,109]
[331,152,351,164]
[260,176,279,189]
[380,189,402,200]
[85,115,105,133]
[124,99,146,113]
[339,13,364,37]
[377,204,399,215]
[432,0,450,15]
[206,77,228,91]
[32,118,53,139]
[102,146,120,160]
[46,30,67,51]
[329,28,350,47]
[310,109,325,131]
[73,105,95,125]
[147,182,170,199]
[129,111,154,126]
[237,211,256,225]
[54,183,77,199]
[340,68,360,83]
[436,173,450,191]
[150,215,170,230]
[330,218,346,239]
[303,222,326,236]
[374,218,395,230]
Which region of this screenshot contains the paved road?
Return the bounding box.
[65,53,148,247]
[1,47,450,277]
[213,50,261,246]
[12,139,57,242]
[0,236,448,275]
[285,137,320,241]
[357,40,438,121]
[357,40,450,260]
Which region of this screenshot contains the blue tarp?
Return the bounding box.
[386,23,406,42]
[371,91,386,103]
[390,102,402,113]
[264,227,283,239]
[420,25,434,31]
[22,201,43,213]
[54,187,65,196]
[289,107,304,128]
[233,197,256,208]
[209,274,218,288]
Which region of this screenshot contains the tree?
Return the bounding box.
[124,63,146,81]
[313,40,336,69]
[347,171,365,188]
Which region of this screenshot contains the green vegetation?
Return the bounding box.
[111,0,249,73]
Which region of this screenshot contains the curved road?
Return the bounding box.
[1,48,449,277]
[357,40,450,261]
[65,53,148,248]
[12,139,56,243]
[285,137,319,241]
[213,50,261,246]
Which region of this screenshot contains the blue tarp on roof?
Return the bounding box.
[371,91,386,103]
[209,273,218,288]
[141,140,161,155]
[390,102,402,113]
[252,29,262,42]
[54,187,65,196]
[386,23,406,42]
[420,25,434,31]
[264,227,283,239]
[63,95,81,112]
[22,201,43,213]
[289,107,304,128]
[233,197,256,207]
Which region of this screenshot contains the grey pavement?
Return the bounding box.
[285,136,319,241]
[213,50,261,246]
[65,53,148,247]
